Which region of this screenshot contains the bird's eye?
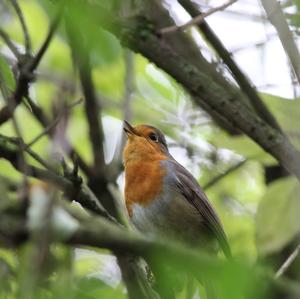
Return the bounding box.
[149,132,158,142]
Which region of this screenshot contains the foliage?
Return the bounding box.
[0,1,300,299]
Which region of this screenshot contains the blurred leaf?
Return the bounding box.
[256,177,300,255]
[211,131,275,164]
[90,28,121,68]
[213,93,300,161]
[0,54,15,99]
[65,2,121,69]
[262,93,300,148]
[74,277,125,299]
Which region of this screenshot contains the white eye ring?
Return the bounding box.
[149,133,158,142]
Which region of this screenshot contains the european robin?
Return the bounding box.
[122,121,231,258]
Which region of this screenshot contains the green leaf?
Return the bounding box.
[74,277,125,299]
[90,28,121,68]
[256,177,300,255]
[262,93,300,149]
[211,131,275,164]
[0,55,15,99]
[64,2,121,68]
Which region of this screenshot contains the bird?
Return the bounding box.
[123,121,231,259]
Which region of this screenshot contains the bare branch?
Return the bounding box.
[66,20,106,175]
[109,49,135,179]
[178,0,282,132]
[0,58,30,199]
[275,244,300,279]
[0,132,158,298]
[5,134,59,174]
[25,96,50,127]
[123,49,135,122]
[25,96,93,178]
[261,0,300,85]
[0,28,21,59]
[25,98,82,149]
[203,159,247,191]
[0,13,61,125]
[9,0,32,54]
[0,133,115,222]
[1,199,300,298]
[78,55,106,174]
[118,12,300,180]
[29,12,61,72]
[159,0,238,35]
[19,189,54,299]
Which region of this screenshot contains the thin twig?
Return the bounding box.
[25,96,93,177]
[275,244,300,279]
[26,117,61,148]
[159,0,238,35]
[66,22,106,175]
[0,59,29,199]
[110,49,135,178]
[203,159,247,190]
[79,57,106,174]
[25,98,82,149]
[7,136,58,174]
[19,188,54,299]
[0,13,61,125]
[0,28,21,59]
[178,0,282,132]
[0,133,116,222]
[25,96,50,127]
[261,0,300,85]
[123,49,135,122]
[29,12,61,72]
[25,147,58,174]
[1,198,300,298]
[9,0,32,54]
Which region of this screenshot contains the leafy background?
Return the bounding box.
[0,0,300,298]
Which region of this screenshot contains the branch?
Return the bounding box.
[108,0,241,135]
[1,200,300,298]
[110,49,135,179]
[123,49,135,123]
[25,96,50,127]
[203,159,247,191]
[66,20,106,175]
[120,17,300,180]
[0,13,60,125]
[0,133,115,222]
[25,96,93,177]
[65,17,159,297]
[178,0,283,132]
[9,0,32,54]
[0,133,158,299]
[65,17,119,217]
[28,12,61,72]
[261,0,300,85]
[275,244,300,279]
[159,0,238,35]
[0,28,21,59]
[19,188,53,299]
[79,56,106,174]
[25,98,82,149]
[70,218,300,299]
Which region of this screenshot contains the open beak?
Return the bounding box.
[123,121,137,136]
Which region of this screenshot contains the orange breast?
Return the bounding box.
[124,158,167,216]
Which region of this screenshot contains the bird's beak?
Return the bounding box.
[123,121,138,137]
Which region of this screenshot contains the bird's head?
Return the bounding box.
[123,121,169,164]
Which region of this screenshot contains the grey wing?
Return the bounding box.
[168,160,232,258]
